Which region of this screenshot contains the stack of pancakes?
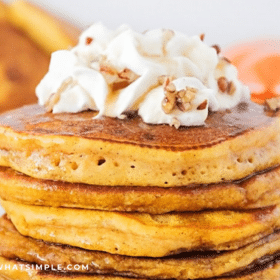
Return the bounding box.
[0,101,279,279]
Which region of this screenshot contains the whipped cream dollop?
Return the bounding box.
[36,23,250,127]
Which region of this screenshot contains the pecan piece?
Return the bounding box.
[222,56,231,64]
[265,97,280,111]
[200,33,205,41]
[170,117,181,129]
[217,77,228,93]
[165,82,176,93]
[227,81,236,95]
[162,95,176,114]
[85,37,93,45]
[118,68,139,83]
[158,75,175,86]
[212,44,221,54]
[176,87,196,112]
[197,100,208,110]
[45,77,74,112]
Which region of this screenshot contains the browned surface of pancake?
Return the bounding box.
[1,215,280,279]
[0,102,276,150]
[0,22,49,112]
[0,102,279,187]
[0,165,280,213]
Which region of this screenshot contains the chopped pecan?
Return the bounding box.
[45,77,73,112]
[85,37,93,45]
[171,117,181,129]
[176,88,196,112]
[197,100,208,110]
[165,82,176,93]
[100,63,118,76]
[217,77,236,95]
[162,95,176,114]
[158,75,175,87]
[227,81,236,95]
[265,97,280,111]
[118,68,139,83]
[100,64,139,87]
[217,77,228,93]
[183,88,197,103]
[177,101,191,112]
[162,84,198,114]
[200,33,205,41]
[158,75,167,85]
[222,56,231,64]
[212,44,221,54]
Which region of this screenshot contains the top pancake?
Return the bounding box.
[0,102,279,186]
[0,102,276,150]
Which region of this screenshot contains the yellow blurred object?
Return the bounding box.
[8,0,80,54]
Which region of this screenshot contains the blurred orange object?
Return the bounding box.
[223,39,280,103]
[0,0,81,113]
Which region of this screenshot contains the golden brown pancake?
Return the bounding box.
[0,254,280,280]
[0,22,49,112]
[1,215,280,279]
[2,199,280,257]
[0,102,279,187]
[0,165,279,213]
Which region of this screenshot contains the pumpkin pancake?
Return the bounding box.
[1,215,280,279]
[0,165,279,213]
[2,199,280,257]
[0,254,280,280]
[0,102,279,187]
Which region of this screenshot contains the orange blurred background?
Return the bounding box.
[223,39,280,104]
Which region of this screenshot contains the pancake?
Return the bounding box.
[1,214,280,279]
[0,165,280,213]
[0,102,279,187]
[0,22,49,112]
[2,199,280,257]
[0,255,280,280]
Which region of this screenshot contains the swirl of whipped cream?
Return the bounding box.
[36,22,250,127]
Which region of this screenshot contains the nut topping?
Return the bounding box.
[227,81,236,95]
[158,75,175,86]
[212,44,221,54]
[162,82,198,114]
[45,77,74,112]
[162,96,176,114]
[100,64,139,87]
[118,68,139,83]
[217,77,236,95]
[265,97,280,111]
[222,57,231,64]
[165,82,176,93]
[197,100,208,110]
[200,33,205,41]
[217,77,228,93]
[85,37,93,45]
[171,117,181,129]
